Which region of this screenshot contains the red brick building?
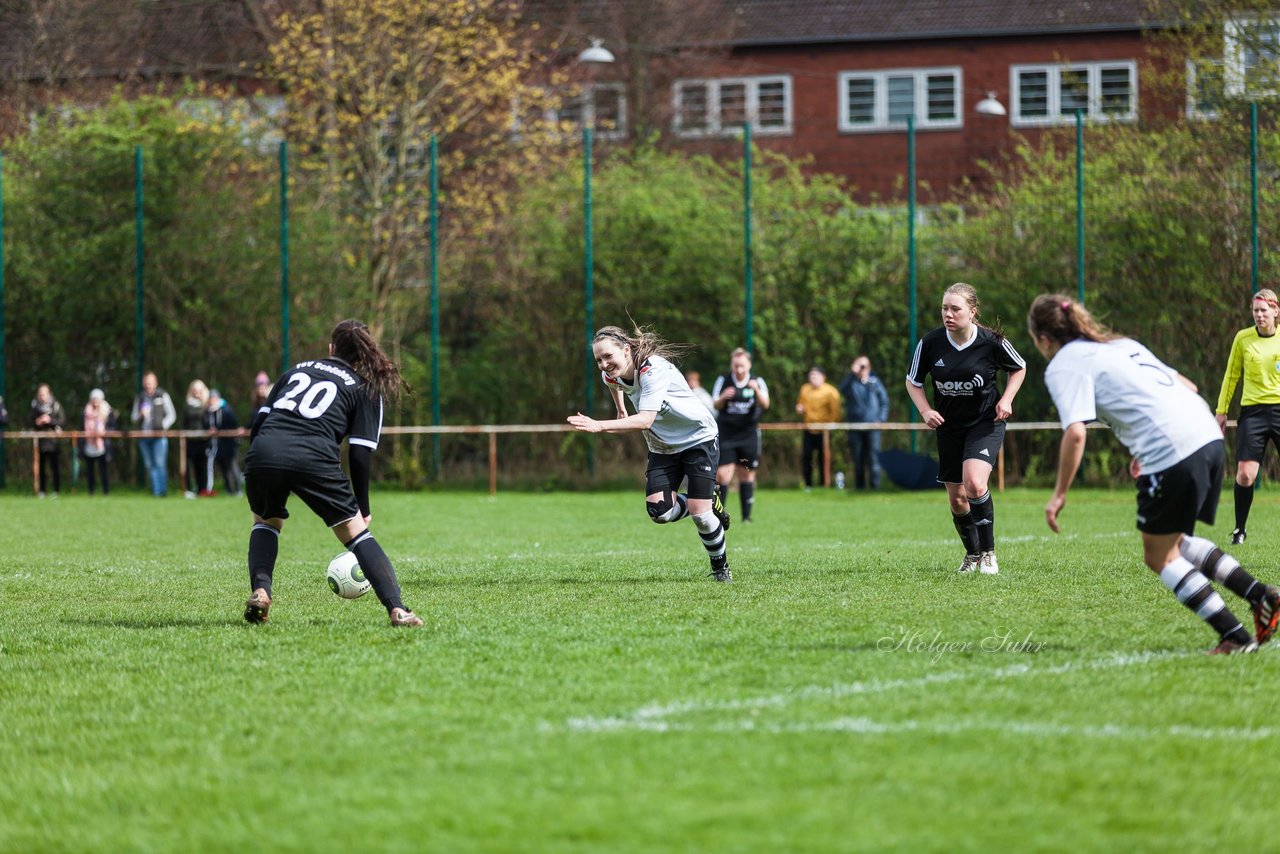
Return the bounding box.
[534,0,1184,201]
[0,1,1217,201]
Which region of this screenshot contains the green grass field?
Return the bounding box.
[3,486,1278,852]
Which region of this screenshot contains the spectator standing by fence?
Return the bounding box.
[132,371,176,497]
[795,366,841,490]
[183,380,213,498]
[30,384,65,498]
[206,389,243,496]
[251,370,272,413]
[81,388,116,496]
[838,355,890,490]
[1214,288,1280,546]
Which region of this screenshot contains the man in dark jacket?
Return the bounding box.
[838,356,890,490]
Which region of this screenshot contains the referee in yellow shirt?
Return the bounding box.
[1216,288,1280,544]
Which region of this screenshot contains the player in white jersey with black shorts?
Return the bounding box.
[1029,294,1280,654]
[242,319,423,627]
[568,324,735,582]
[712,347,770,524]
[907,283,1027,575]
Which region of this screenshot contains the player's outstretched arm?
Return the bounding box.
[568,410,657,434]
[1047,422,1087,533]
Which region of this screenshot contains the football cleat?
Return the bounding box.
[1252,585,1280,646]
[243,588,271,624]
[1205,637,1259,655]
[710,490,731,532]
[1231,528,1247,545]
[709,563,733,583]
[979,551,1000,575]
[957,553,981,574]
[389,607,424,628]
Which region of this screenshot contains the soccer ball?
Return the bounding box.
[326,551,371,599]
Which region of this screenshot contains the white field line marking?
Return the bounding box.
[570,717,1279,740]
[560,651,1211,735]
[494,529,1133,562]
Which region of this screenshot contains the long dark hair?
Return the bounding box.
[330,319,406,401]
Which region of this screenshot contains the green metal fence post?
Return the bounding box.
[584,126,596,475]
[134,146,145,392]
[429,136,442,478]
[280,141,291,372]
[1076,109,1085,304]
[1252,102,1260,295]
[0,152,6,487]
[743,122,753,354]
[907,116,918,453]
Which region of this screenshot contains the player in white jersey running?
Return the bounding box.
[1028,294,1280,655]
[568,324,734,582]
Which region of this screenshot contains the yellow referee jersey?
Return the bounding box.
[1216,326,1280,413]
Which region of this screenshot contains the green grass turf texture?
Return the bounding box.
[2,486,1278,852]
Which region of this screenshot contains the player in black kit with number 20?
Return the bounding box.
[242,320,423,627]
[907,283,1027,576]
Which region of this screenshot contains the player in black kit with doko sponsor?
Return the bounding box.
[906,283,1027,575]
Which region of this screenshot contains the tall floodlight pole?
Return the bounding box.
[576,38,614,476]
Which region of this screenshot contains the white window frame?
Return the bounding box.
[1010,61,1138,127]
[554,83,628,140]
[1186,58,1224,121]
[1224,15,1280,97]
[178,95,285,151]
[837,67,963,132]
[672,75,793,137]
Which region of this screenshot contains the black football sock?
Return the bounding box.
[952,509,979,555]
[1234,482,1255,532]
[248,523,279,595]
[1180,535,1264,603]
[969,490,995,552]
[692,511,727,566]
[740,481,755,522]
[345,531,405,613]
[1160,557,1251,643]
[717,482,729,508]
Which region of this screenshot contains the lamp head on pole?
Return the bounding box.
[577,38,615,64]
[975,91,1007,117]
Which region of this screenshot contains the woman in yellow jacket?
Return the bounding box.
[1216,288,1280,544]
[795,366,842,489]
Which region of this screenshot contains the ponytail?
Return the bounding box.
[1026,294,1119,346]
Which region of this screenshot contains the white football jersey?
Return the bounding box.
[605,354,718,454]
[1045,338,1221,474]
